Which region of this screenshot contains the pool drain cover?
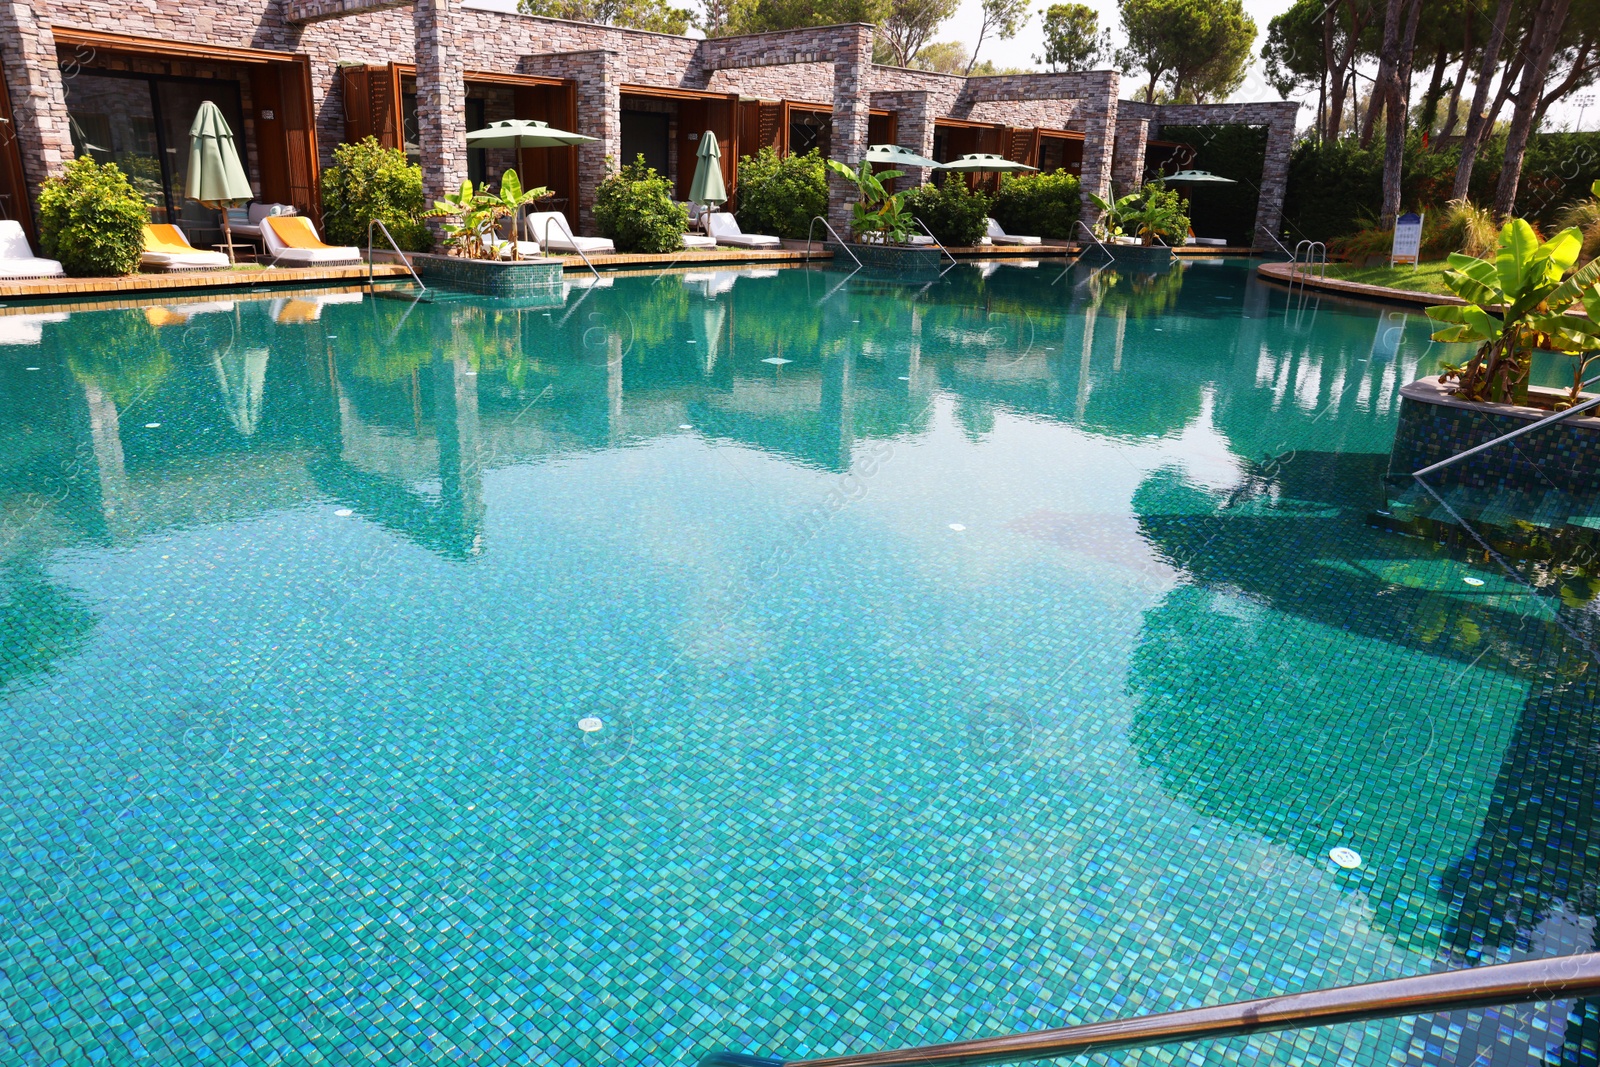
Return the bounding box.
[1329,847,1362,869]
[577,716,604,733]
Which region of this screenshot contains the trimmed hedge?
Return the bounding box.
[38,157,148,277]
[594,155,688,253]
[734,146,827,240]
[321,137,432,252]
[991,171,1081,239]
[903,178,990,245]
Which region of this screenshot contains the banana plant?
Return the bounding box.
[425,171,551,261]
[825,158,913,243]
[1427,219,1600,404]
[1087,187,1140,240]
[1527,284,1600,407]
[476,169,549,261]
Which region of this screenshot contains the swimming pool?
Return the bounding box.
[1,261,1596,1067]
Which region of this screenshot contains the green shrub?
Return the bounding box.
[991,170,1081,239]
[37,157,148,276]
[594,155,688,253]
[903,177,990,245]
[734,146,827,239]
[321,137,432,252]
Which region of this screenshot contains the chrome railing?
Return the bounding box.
[1075,220,1115,267]
[1290,240,1328,295]
[536,217,602,280]
[805,216,863,269]
[703,954,1600,1067]
[366,219,426,293]
[912,217,957,266]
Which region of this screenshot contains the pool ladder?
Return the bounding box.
[700,953,1600,1067]
[1289,240,1327,295]
[366,219,427,293]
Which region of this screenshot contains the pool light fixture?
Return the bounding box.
[949,523,967,532]
[335,508,354,517]
[1463,576,1485,586]
[1329,847,1362,869]
[578,716,604,733]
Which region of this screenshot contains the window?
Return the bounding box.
[64,70,249,245]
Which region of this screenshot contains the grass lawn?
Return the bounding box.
[1320,260,1457,295]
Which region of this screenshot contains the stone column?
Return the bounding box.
[413,0,467,207]
[1111,116,1148,194]
[828,25,873,237]
[577,52,622,235]
[871,90,934,186]
[1076,71,1118,230]
[0,0,73,216]
[1253,106,1297,249]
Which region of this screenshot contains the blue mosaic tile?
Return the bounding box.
[0,263,1594,1067]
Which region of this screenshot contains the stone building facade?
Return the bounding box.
[0,0,1300,243]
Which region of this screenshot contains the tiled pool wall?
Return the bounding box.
[1388,382,1600,494]
[413,255,566,297]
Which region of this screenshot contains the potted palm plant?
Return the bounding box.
[411,169,566,297]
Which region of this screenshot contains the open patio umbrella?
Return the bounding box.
[936,152,1037,173]
[186,101,253,263]
[465,119,597,150]
[862,143,942,170]
[1162,169,1237,184]
[688,130,727,216]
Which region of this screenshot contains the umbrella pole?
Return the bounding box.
[220,207,236,265]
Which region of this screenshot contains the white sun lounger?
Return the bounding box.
[141,224,231,271]
[262,216,362,266]
[524,212,615,255]
[985,218,1041,246]
[704,213,781,249]
[0,221,65,279]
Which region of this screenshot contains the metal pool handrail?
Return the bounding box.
[703,954,1600,1067]
[537,217,602,280]
[1075,220,1115,267]
[912,217,957,266]
[806,216,863,269]
[367,219,426,293]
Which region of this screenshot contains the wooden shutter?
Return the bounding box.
[0,52,35,244]
[282,57,322,223]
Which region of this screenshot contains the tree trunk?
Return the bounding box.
[1453,0,1517,199]
[1494,0,1576,216]
[1320,8,1333,138]
[1374,0,1424,225]
[1442,18,1473,136]
[1420,44,1449,134]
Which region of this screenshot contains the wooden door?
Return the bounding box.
[513,82,578,230]
[282,57,322,222]
[0,53,35,243]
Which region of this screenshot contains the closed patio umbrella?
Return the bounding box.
[186,101,253,263]
[688,130,727,214]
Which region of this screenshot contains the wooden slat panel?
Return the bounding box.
[282,57,322,223]
[51,26,293,64]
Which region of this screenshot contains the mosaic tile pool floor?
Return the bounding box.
[1,262,1597,1067]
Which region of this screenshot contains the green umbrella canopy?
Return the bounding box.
[688,130,727,208]
[862,143,942,169]
[1163,169,1237,183]
[937,152,1037,172]
[186,101,253,207]
[465,119,597,149]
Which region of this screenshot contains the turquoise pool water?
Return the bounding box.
[0,261,1596,1067]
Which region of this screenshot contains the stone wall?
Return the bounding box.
[0,0,71,205]
[870,89,933,184]
[1145,100,1300,244]
[520,50,620,233]
[706,62,835,101]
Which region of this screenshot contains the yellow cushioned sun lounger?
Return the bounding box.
[141,224,230,271]
[263,217,362,265]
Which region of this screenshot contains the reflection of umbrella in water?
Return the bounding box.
[211,346,270,436]
[186,101,254,263]
[689,300,726,376]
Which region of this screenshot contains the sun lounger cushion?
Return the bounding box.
[263,216,361,264]
[682,233,718,250]
[141,224,231,270]
[985,218,1041,245]
[233,202,297,239]
[705,213,781,249]
[523,212,615,254]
